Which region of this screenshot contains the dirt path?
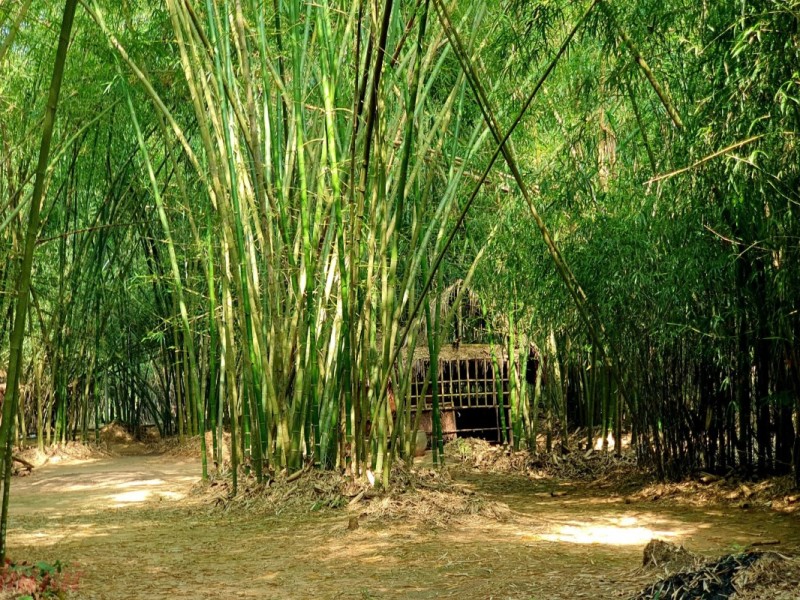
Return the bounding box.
[8,456,800,599]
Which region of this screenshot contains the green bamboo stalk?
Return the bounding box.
[0,0,33,65]
[206,221,219,466]
[599,2,683,130]
[433,0,637,422]
[508,305,521,449]
[0,0,78,563]
[121,72,206,479]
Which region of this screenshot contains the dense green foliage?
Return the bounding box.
[1,0,798,522]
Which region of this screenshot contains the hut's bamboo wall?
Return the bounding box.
[410,345,511,442]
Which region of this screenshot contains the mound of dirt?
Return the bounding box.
[194,464,510,527]
[632,550,799,600]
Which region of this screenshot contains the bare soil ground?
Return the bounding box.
[6,446,800,599]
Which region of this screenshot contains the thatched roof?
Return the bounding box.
[412,343,503,363]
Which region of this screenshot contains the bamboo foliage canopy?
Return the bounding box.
[0,0,798,517]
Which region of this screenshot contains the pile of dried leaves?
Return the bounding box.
[98,422,135,444]
[0,558,81,599]
[633,541,800,600]
[534,449,638,482]
[641,539,702,572]
[444,437,638,482]
[15,441,113,472]
[444,438,799,515]
[157,431,232,464]
[445,438,530,472]
[193,463,510,526]
[634,474,799,513]
[157,436,203,458]
[731,552,800,599]
[354,467,510,526]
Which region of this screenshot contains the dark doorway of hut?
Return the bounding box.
[410,344,515,446]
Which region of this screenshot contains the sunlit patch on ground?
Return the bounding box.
[536,514,693,546]
[57,477,163,493]
[13,460,196,513]
[115,479,166,489]
[541,523,668,545]
[107,479,188,505]
[157,490,185,501]
[42,456,100,466]
[109,490,153,504]
[11,524,112,547]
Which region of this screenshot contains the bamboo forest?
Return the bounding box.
[1,0,800,598]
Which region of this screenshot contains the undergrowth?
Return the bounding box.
[0,559,80,599]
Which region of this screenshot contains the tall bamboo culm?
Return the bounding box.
[86,0,515,485]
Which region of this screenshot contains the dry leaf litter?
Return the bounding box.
[632,540,800,600]
[192,463,510,527]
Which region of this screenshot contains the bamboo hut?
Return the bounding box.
[410,344,513,443]
[408,280,537,445]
